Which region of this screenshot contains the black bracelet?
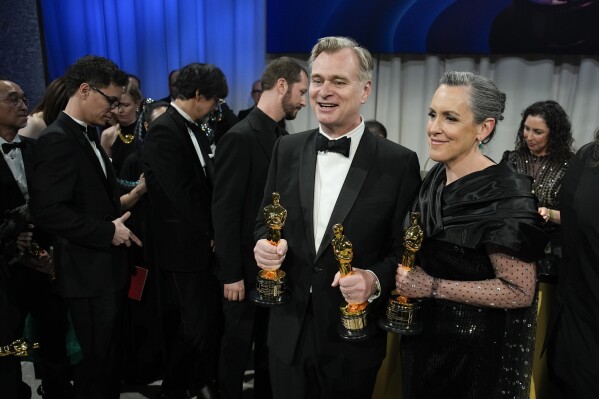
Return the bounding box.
[431,277,441,297]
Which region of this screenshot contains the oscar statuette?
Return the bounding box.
[333,224,376,341]
[378,211,424,335]
[250,192,291,306]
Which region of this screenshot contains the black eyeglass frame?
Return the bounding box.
[0,95,29,107]
[89,84,121,109]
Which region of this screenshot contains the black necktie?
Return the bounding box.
[2,141,26,154]
[314,133,351,157]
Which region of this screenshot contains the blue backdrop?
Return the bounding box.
[39,0,266,113]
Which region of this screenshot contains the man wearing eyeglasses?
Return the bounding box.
[0,77,74,399]
[141,62,228,399]
[30,56,140,399]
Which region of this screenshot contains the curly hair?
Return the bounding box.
[515,100,574,161]
[64,55,127,97]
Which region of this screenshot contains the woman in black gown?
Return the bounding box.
[501,100,574,397]
[396,71,547,399]
[547,132,599,398]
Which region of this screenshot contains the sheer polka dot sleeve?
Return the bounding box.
[433,250,536,308]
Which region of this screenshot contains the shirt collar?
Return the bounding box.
[170,102,196,125]
[62,111,89,132]
[0,134,21,145]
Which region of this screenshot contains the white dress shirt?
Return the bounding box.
[312,119,381,300]
[313,120,364,252]
[64,112,107,177]
[171,102,208,174]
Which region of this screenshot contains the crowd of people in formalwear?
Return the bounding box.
[0,35,597,399]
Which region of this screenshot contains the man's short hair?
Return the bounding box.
[175,63,228,100]
[64,55,128,97]
[261,57,307,91]
[308,36,373,83]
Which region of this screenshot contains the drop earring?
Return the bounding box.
[478,141,485,151]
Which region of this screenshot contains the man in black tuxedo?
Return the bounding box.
[213,57,308,399]
[253,37,421,398]
[30,56,140,399]
[141,62,228,399]
[0,78,73,399]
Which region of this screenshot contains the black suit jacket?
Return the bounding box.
[30,112,127,298]
[237,106,254,121]
[0,136,36,344]
[212,107,281,285]
[0,135,35,235]
[141,106,213,272]
[255,128,421,375]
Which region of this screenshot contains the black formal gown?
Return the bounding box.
[401,162,547,399]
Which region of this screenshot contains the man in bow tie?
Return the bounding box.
[142,62,228,399]
[30,56,139,399]
[0,78,75,399]
[253,37,421,398]
[212,57,308,399]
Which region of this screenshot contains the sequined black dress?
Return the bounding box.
[501,150,573,280]
[401,162,547,399]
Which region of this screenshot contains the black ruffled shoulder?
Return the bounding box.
[419,162,548,262]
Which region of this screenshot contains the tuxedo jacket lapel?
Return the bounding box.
[0,155,24,207]
[314,131,377,262]
[250,117,277,162]
[19,136,35,190]
[168,107,212,190]
[299,130,318,259]
[0,137,35,206]
[57,114,116,202]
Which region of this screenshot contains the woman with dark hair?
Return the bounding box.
[396,71,547,398]
[502,100,574,237]
[547,130,599,398]
[501,100,575,398]
[19,77,68,139]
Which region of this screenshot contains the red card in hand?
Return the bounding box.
[128,266,148,301]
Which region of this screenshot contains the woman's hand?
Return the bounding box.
[395,264,434,298]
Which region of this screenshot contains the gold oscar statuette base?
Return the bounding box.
[378,296,423,335]
[250,269,291,307]
[0,339,40,357]
[338,302,376,341]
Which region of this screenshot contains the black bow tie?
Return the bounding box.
[2,141,26,154]
[315,133,351,157]
[185,121,202,135]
